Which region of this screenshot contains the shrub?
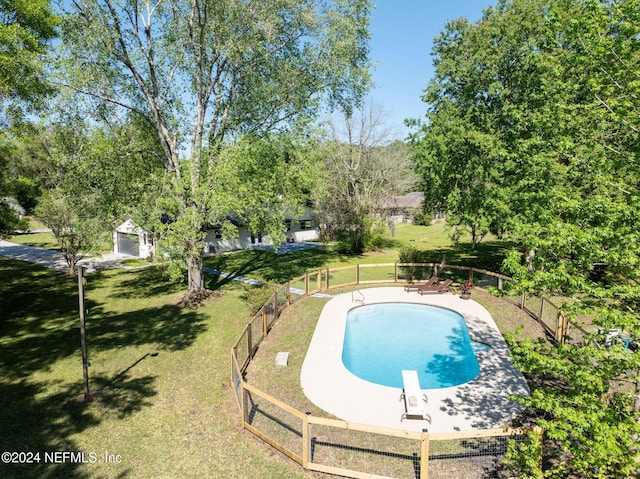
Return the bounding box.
[398,246,424,283]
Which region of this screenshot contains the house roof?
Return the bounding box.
[381,192,424,210]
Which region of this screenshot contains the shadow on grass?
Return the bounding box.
[105,265,184,299]
[0,258,203,477]
[0,362,155,478]
[408,240,515,273]
[86,304,207,353]
[0,379,97,479]
[1,282,206,380]
[204,246,352,287]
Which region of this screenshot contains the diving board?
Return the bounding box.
[400,370,431,423]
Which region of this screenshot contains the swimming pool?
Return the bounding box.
[342,303,485,389]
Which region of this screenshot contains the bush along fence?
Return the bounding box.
[230,263,552,479]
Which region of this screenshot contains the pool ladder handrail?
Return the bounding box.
[352,289,364,305]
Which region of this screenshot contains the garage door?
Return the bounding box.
[117,232,139,257]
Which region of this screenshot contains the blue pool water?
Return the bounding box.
[342,303,486,389]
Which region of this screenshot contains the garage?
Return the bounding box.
[116,232,139,257]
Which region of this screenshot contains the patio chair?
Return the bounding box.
[417,278,453,295]
[403,276,438,292]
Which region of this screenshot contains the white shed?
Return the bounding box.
[113,219,156,259]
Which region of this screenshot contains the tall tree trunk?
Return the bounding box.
[187,253,204,294]
[471,224,478,250]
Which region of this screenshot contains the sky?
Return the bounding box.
[368,1,495,138]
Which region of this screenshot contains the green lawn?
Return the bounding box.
[0,258,304,478]
[0,222,523,478]
[8,231,60,250]
[8,217,112,253]
[204,222,514,284]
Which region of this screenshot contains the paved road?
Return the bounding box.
[0,240,130,273]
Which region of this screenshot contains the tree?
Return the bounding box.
[502,2,640,475]
[410,0,551,249]
[317,102,415,253]
[414,0,640,476]
[0,0,57,233]
[35,190,89,274]
[28,116,165,273]
[0,0,57,109]
[56,0,372,295]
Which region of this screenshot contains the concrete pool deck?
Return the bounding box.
[300,287,530,433]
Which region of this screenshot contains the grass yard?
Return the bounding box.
[8,231,60,250]
[0,221,531,479]
[0,258,307,479]
[204,222,514,285]
[8,217,112,253]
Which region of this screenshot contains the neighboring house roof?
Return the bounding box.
[381,192,424,210]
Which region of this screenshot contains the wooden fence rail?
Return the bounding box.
[230,262,550,478]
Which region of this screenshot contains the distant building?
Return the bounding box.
[380,192,424,224]
[113,209,319,259]
[113,219,156,258]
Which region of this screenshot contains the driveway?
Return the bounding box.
[0,240,131,273]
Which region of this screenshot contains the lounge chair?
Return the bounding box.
[417,278,453,295]
[400,370,431,422]
[403,276,437,292]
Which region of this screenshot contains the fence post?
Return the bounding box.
[305,273,309,296]
[262,306,268,338]
[520,292,526,310]
[302,412,312,468]
[273,294,279,320]
[469,267,473,282]
[246,324,252,358]
[420,429,429,479]
[556,311,568,344]
[394,263,398,283]
[325,268,330,290]
[241,384,248,426]
[498,276,504,290]
[356,264,360,285]
[286,281,291,306]
[538,298,545,323]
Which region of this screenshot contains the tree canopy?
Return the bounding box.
[411,0,640,476]
[56,0,372,294]
[0,0,57,234]
[0,0,57,110]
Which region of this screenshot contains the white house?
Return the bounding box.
[204,210,319,254]
[113,210,319,258]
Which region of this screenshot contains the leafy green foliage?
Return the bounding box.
[34,190,92,274]
[10,175,39,213]
[57,0,373,294]
[398,245,423,282]
[21,117,166,272]
[0,198,27,236]
[0,0,57,111]
[414,0,640,476]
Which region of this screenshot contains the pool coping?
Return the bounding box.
[300,287,530,433]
